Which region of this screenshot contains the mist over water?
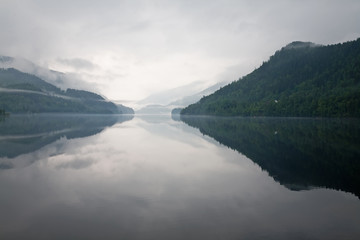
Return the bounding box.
[0,114,359,240]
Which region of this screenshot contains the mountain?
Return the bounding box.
[137,80,229,108]
[169,80,230,107]
[116,104,135,114]
[135,81,230,115]
[137,81,207,106]
[171,108,182,115]
[0,68,133,114]
[182,38,360,117]
[0,67,61,93]
[136,104,171,115]
[0,55,94,92]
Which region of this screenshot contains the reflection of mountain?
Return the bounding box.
[0,114,133,159]
[181,116,360,198]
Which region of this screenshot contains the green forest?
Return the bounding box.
[0,68,133,114]
[181,39,360,117]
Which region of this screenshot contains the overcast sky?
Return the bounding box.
[1,0,360,102]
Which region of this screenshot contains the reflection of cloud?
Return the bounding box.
[1,114,360,240]
[0,163,13,169]
[56,159,95,170]
[57,58,98,70]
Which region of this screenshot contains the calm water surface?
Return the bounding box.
[0,114,360,240]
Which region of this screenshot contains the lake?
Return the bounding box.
[0,114,360,240]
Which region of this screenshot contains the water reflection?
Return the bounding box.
[0,115,359,240]
[181,116,360,198]
[0,114,133,168]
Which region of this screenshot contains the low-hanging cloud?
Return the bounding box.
[57,58,98,70]
[0,55,100,92]
[56,159,96,170]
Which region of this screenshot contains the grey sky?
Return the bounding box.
[1,0,359,101]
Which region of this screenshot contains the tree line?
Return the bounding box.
[182,38,360,117]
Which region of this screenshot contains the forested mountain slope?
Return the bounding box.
[0,68,133,114]
[182,39,360,117]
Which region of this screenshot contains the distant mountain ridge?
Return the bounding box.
[182,38,360,117]
[169,80,230,107]
[0,55,94,92]
[0,68,133,114]
[0,68,61,93]
[136,80,230,114]
[136,104,171,115]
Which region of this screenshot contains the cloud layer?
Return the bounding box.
[1,0,359,101]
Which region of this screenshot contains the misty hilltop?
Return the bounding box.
[0,67,133,114]
[181,38,360,117]
[283,41,321,50]
[0,55,96,92]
